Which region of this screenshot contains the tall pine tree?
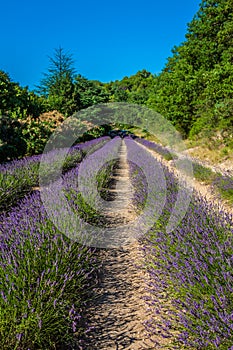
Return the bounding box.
[37,47,79,116]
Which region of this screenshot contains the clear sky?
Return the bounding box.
[0,0,200,90]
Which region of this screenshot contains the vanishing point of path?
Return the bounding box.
[81,140,156,349]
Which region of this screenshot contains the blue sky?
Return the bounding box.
[0,0,200,90]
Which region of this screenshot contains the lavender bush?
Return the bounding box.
[125,137,148,212]
[0,138,94,347]
[120,139,233,348]
[0,174,100,349]
[64,137,122,225]
[0,136,110,211]
[3,134,232,349]
[0,155,41,210]
[136,137,176,161]
[135,151,233,348]
[0,136,122,348]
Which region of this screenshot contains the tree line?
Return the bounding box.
[1,0,232,161]
[109,0,233,144]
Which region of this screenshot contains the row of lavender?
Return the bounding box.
[0,136,110,211]
[137,137,233,205]
[136,137,175,161]
[126,139,233,349]
[0,137,122,349]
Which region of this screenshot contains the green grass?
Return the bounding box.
[214,176,233,204]
[218,188,233,204]
[192,162,218,184]
[192,162,233,204]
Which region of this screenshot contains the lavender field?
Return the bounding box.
[1,136,233,349]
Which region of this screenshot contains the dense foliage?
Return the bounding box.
[103,0,233,142]
[105,0,233,143]
[147,0,233,141]
[36,47,110,116]
[0,49,111,161]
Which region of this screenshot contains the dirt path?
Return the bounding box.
[81,140,156,349]
[82,244,157,349]
[101,140,136,225]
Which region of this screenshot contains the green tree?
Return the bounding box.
[0,70,17,114]
[37,47,79,116]
[147,0,233,139]
[184,0,232,70]
[74,75,110,109]
[0,116,27,161]
[38,47,76,96]
[105,70,155,104]
[0,70,46,119]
